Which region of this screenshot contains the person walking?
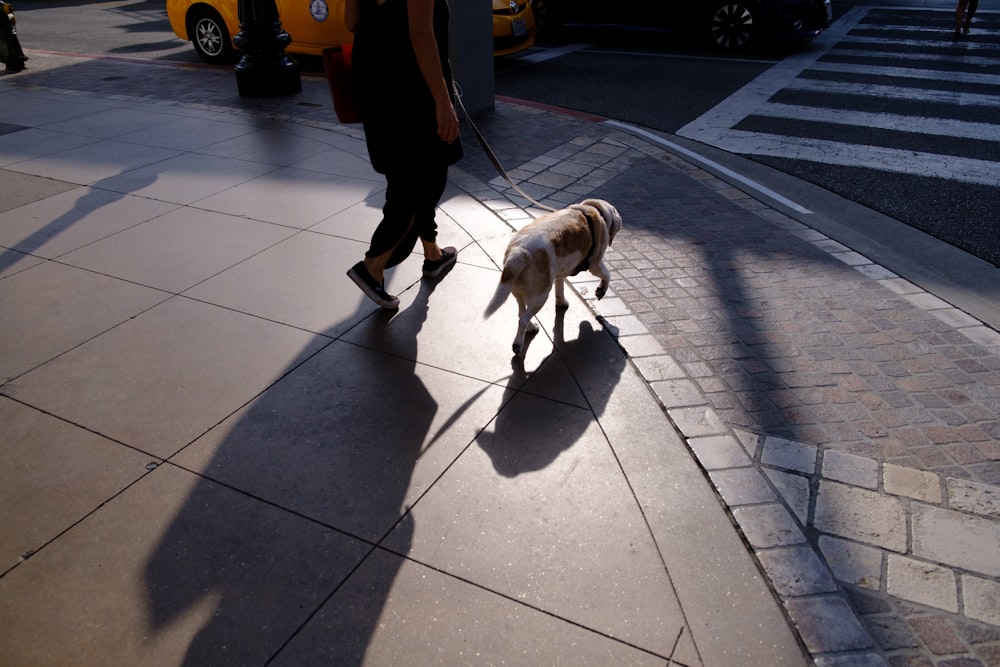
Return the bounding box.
[344,0,463,309]
[954,0,978,38]
[0,2,28,72]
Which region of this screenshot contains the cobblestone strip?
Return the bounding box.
[456,130,1000,666]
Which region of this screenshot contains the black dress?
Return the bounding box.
[351,0,463,175]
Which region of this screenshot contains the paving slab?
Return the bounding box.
[9,296,326,458]
[0,464,368,666]
[6,44,999,666]
[0,261,166,381]
[0,397,151,573]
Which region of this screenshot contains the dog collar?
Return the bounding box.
[570,204,599,276]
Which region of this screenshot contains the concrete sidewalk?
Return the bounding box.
[1,51,999,666]
[0,53,804,666]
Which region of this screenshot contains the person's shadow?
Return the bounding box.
[142,283,443,665]
[478,307,627,477]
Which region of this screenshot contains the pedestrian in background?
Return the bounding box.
[344,0,463,310]
[954,0,978,38]
[0,1,28,72]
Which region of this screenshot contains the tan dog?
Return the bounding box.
[484,199,623,355]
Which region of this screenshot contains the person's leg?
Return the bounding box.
[955,0,969,35]
[413,162,450,262]
[363,221,415,281]
[964,0,978,32]
[381,160,450,269]
[362,168,420,281]
[351,161,454,297]
[412,163,459,278]
[347,168,419,308]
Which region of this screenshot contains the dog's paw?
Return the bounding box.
[595,283,608,300]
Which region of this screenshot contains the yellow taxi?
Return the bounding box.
[492,0,535,56]
[167,0,534,64]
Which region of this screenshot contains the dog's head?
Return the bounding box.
[580,198,623,245]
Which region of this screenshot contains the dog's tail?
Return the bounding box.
[483,282,511,320]
[483,247,530,319]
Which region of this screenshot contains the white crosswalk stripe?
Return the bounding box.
[697,131,1000,186]
[753,103,1000,141]
[677,5,1000,186]
[786,77,1000,109]
[807,60,1000,86]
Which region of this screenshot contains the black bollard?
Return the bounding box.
[233,0,301,98]
[0,2,27,72]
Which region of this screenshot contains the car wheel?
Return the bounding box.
[189,8,236,64]
[709,2,757,50]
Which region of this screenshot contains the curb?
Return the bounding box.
[456,115,1000,664]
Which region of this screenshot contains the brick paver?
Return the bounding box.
[585,157,1000,486]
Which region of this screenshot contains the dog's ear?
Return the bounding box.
[607,205,622,245]
[587,199,623,245]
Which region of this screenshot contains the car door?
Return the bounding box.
[277,0,353,54]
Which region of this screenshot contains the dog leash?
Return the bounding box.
[454,84,556,214]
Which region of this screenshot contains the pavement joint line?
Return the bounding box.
[6,62,999,664]
[455,126,1000,662]
[516,42,594,65]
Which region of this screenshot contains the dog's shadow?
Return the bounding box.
[478,307,626,477]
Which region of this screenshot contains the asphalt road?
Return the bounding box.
[493,16,1000,268]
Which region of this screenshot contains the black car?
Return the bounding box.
[532,0,832,50]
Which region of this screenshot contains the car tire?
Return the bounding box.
[189,8,236,64]
[709,1,758,50]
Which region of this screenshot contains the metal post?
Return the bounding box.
[233,0,301,98]
[449,0,494,116]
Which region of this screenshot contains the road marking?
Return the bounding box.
[697,130,1000,187]
[837,34,1000,50]
[828,47,1000,68]
[518,43,593,64]
[806,60,1000,87]
[786,78,1000,110]
[677,6,1000,187]
[519,45,779,67]
[678,6,868,136]
[589,48,779,66]
[602,120,814,215]
[754,102,1000,141]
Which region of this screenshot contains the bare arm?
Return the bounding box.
[345,0,360,32]
[407,0,459,143]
